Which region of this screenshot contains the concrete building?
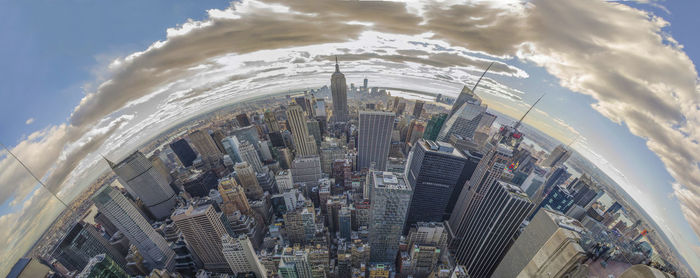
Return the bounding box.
[451,181,534,278]
[222,234,267,278]
[92,186,175,270]
[218,177,252,217]
[358,111,395,171]
[170,138,197,167]
[291,156,322,187]
[171,204,231,273]
[491,209,587,278]
[75,254,128,278]
[51,222,127,272]
[276,170,294,192]
[189,130,222,162]
[287,103,318,156]
[368,171,413,263]
[107,151,176,220]
[235,162,265,200]
[541,144,572,168]
[437,94,494,143]
[239,140,264,173]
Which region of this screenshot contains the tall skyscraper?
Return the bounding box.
[368,171,412,263]
[358,111,395,171]
[107,151,176,219]
[437,95,494,143]
[331,57,349,123]
[265,110,281,132]
[449,86,480,118]
[171,204,231,273]
[219,177,252,217]
[448,144,513,245]
[541,144,572,168]
[75,254,128,278]
[169,139,197,167]
[222,234,267,278]
[530,185,575,218]
[222,136,243,164]
[237,113,251,127]
[287,103,318,156]
[404,140,470,228]
[491,209,587,278]
[423,113,448,141]
[239,140,264,173]
[235,162,265,200]
[569,174,600,208]
[412,100,424,118]
[92,186,175,270]
[211,130,227,154]
[452,181,534,278]
[51,222,127,272]
[189,130,222,162]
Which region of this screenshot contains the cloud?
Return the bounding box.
[24,118,34,125]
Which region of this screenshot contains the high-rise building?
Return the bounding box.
[107,151,176,220]
[75,254,128,278]
[276,170,294,192]
[491,209,587,278]
[405,140,470,228]
[237,113,251,127]
[531,185,574,218]
[239,140,264,173]
[368,171,413,263]
[235,162,265,200]
[278,247,314,278]
[211,130,227,154]
[222,234,267,278]
[437,95,494,143]
[569,174,600,208]
[265,110,281,132]
[606,201,623,214]
[406,222,449,248]
[452,181,533,278]
[358,111,395,171]
[541,144,572,168]
[449,86,480,118]
[287,103,318,156]
[189,130,223,161]
[171,204,231,273]
[423,113,448,141]
[448,144,513,248]
[291,156,322,187]
[339,206,352,240]
[320,139,345,174]
[331,57,349,123]
[219,177,252,217]
[412,100,424,118]
[51,222,127,272]
[222,136,243,164]
[170,138,197,167]
[92,186,175,270]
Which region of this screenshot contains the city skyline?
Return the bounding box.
[1,0,700,277]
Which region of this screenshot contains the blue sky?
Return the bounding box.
[1,0,700,276]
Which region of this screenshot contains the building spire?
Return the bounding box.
[101,154,116,168]
[335,56,340,72]
[471,61,494,93]
[514,94,545,130]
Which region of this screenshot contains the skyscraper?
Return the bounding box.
[412,100,424,118]
[92,186,175,270]
[569,174,600,208]
[108,151,176,220]
[171,204,231,273]
[404,140,470,228]
[452,181,534,278]
[169,138,197,167]
[368,171,412,263]
[239,140,264,173]
[530,185,575,218]
[449,86,480,118]
[491,209,587,278]
[437,95,494,143]
[189,130,222,163]
[265,110,281,132]
[448,144,513,246]
[75,254,128,278]
[222,234,267,278]
[237,113,251,127]
[222,136,243,164]
[331,57,349,123]
[358,111,395,171]
[541,144,572,168]
[235,162,265,200]
[423,113,448,141]
[51,222,127,272]
[291,156,322,187]
[219,177,252,217]
[287,103,318,156]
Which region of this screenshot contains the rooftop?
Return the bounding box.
[420,140,465,158]
[372,171,410,190]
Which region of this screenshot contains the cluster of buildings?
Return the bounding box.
[11,59,676,278]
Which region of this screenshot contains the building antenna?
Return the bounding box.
[567,136,579,147]
[0,141,70,208]
[471,62,495,93]
[514,94,545,130]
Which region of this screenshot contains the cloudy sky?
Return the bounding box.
[1,0,700,276]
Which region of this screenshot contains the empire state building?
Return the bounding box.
[331,57,349,123]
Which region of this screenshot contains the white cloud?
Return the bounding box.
[24,118,34,125]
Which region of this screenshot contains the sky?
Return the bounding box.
[1,0,700,276]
